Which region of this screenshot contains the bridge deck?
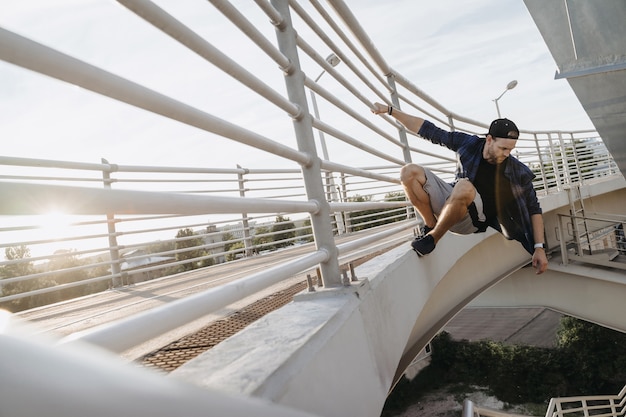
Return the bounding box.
[17,222,410,361]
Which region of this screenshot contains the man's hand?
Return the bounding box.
[532,249,548,274]
[371,102,389,115]
[370,102,425,133]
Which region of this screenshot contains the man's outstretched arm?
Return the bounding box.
[371,102,425,134]
[531,213,548,274]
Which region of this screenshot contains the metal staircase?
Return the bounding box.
[566,185,592,257]
[557,185,625,270]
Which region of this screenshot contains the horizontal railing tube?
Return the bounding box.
[0,28,312,167]
[61,249,329,353]
[0,182,320,215]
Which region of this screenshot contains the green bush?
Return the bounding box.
[383,318,626,415]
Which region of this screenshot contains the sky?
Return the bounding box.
[0,0,594,171]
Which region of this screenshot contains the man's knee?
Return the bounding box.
[400,163,426,185]
[451,179,476,203]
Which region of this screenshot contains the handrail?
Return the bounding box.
[557,210,626,270]
[61,247,330,352]
[60,219,415,352]
[0,181,321,216]
[0,28,311,166]
[462,385,626,417]
[544,384,626,417]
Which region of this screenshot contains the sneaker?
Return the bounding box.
[411,234,436,257]
[419,224,434,236]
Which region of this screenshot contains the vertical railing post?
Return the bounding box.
[557,214,570,266]
[534,133,550,193]
[270,0,341,287]
[339,173,351,233]
[568,133,583,183]
[609,398,617,416]
[548,134,563,191]
[462,399,474,417]
[331,174,346,235]
[236,165,253,257]
[557,132,572,187]
[447,115,456,131]
[388,74,414,221]
[101,158,122,288]
[309,84,345,235]
[555,400,563,417]
[386,73,412,164]
[606,137,616,176]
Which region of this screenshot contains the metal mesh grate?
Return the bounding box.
[139,281,307,372]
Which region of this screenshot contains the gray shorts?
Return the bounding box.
[423,168,486,235]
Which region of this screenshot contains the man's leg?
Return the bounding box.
[411,178,476,256]
[429,179,475,244]
[400,164,436,228]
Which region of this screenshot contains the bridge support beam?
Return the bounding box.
[471,259,626,334]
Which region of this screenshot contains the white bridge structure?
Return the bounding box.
[1,1,625,417]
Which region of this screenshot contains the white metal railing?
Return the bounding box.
[463,385,626,417]
[557,212,626,270]
[0,0,618,352]
[544,384,626,417]
[0,156,410,310]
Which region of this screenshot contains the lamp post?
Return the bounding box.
[310,54,340,161]
[493,80,518,118]
[310,53,345,234]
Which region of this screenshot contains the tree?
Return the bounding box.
[221,232,238,252]
[226,242,245,261]
[271,215,296,249]
[557,317,626,392]
[147,240,175,255]
[297,218,314,243]
[47,249,88,284]
[175,228,205,271]
[253,226,273,250]
[42,249,90,304]
[1,245,35,304]
[1,245,34,279]
[86,256,112,293]
[346,192,406,231]
[1,245,65,312]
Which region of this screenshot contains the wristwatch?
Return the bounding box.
[534,243,545,249]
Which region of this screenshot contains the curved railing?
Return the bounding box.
[543,384,626,417]
[463,384,626,417]
[0,157,409,307]
[0,0,617,350]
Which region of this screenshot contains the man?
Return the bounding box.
[371,102,548,274]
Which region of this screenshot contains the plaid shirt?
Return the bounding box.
[418,120,542,254]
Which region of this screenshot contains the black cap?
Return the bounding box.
[488,118,519,139]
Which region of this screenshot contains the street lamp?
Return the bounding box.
[493,80,518,118]
[314,53,340,83]
[310,53,345,234]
